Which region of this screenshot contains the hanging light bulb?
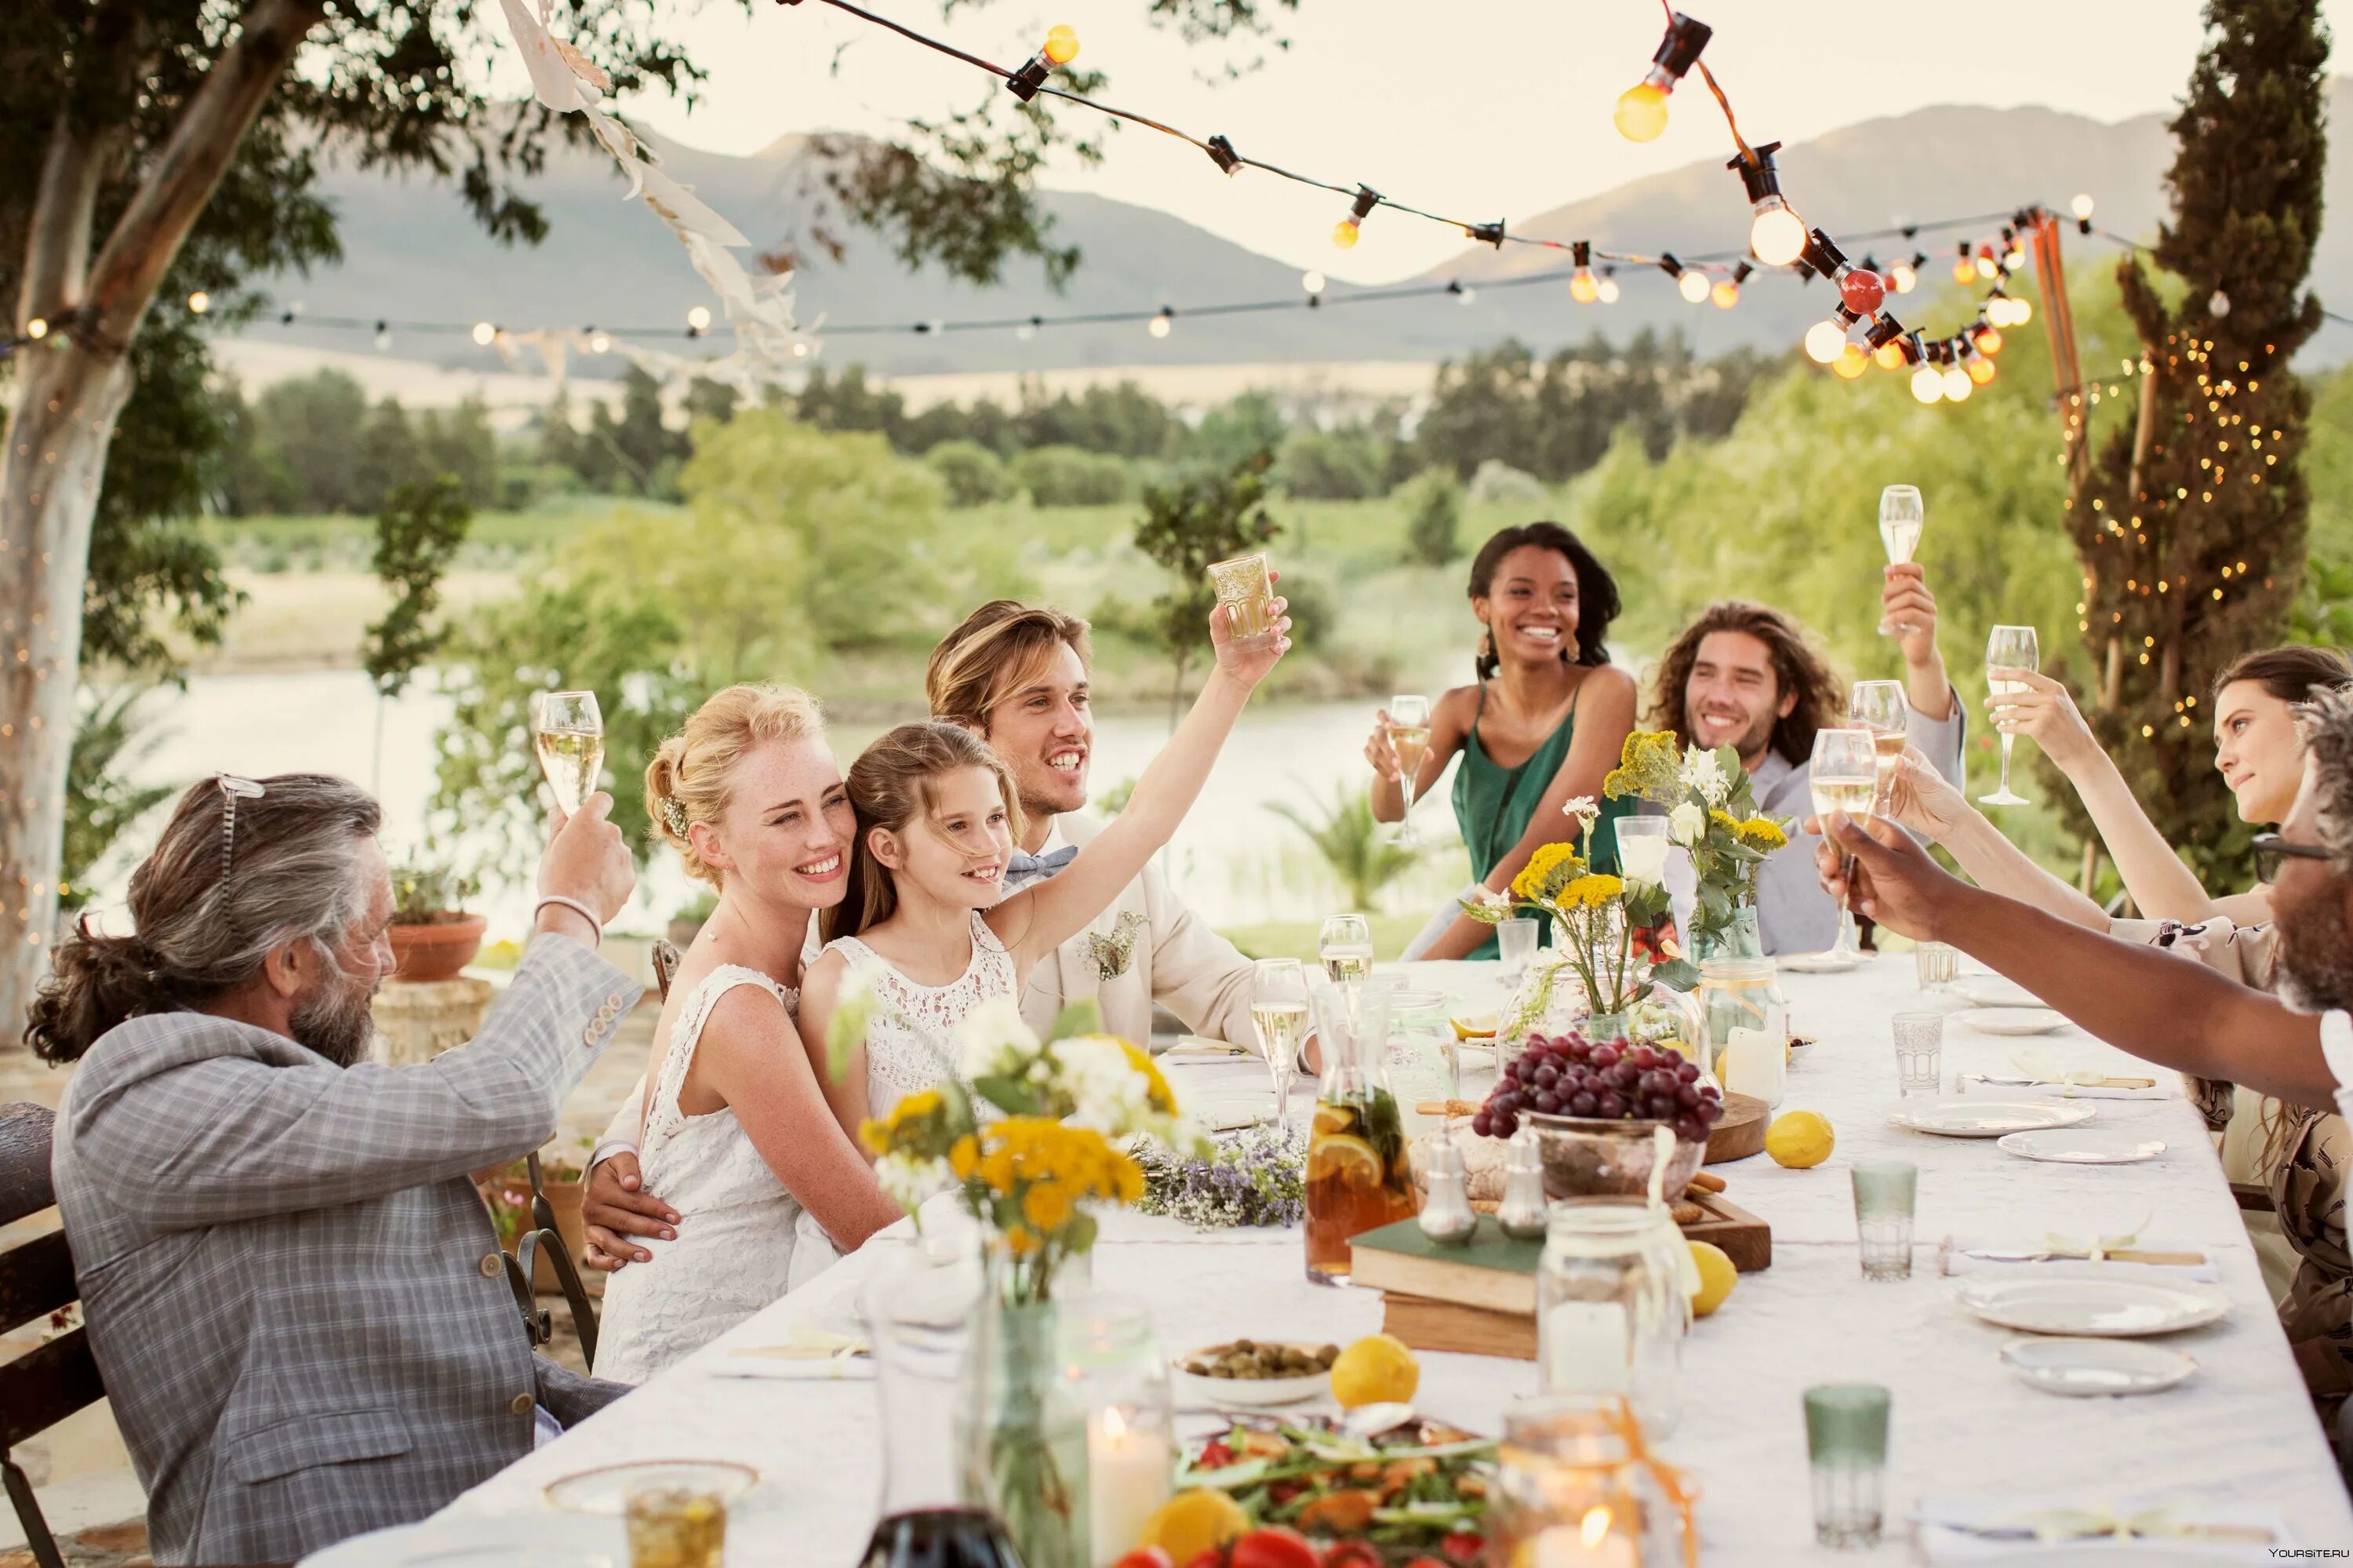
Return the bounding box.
[2071,193,2096,220]
[1730,144,1806,266]
[1889,254,1918,295]
[1332,185,1379,250]
[471,321,496,346]
[1953,242,1977,286]
[1595,268,1621,304]
[1614,12,1712,142]
[1042,24,1080,64]
[1147,308,1173,339]
[2209,289,2231,318]
[1712,261,1751,310]
[1834,343,1870,380]
[1569,241,1598,304]
[187,290,212,315]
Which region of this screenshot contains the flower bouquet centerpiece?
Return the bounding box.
[1602,731,1791,962]
[832,988,1199,1568]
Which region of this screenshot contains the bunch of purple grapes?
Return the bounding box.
[1472,1030,1725,1144]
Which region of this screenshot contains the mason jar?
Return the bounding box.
[1537,1199,1691,1437]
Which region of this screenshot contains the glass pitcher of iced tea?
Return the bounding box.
[1304,978,1420,1285]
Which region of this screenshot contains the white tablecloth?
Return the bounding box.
[443,956,2353,1563]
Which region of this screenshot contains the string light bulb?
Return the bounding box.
[1596,268,1621,304]
[471,321,496,346]
[1332,185,1378,249]
[1147,307,1173,338]
[1615,11,1712,142]
[1730,144,1806,267]
[187,291,211,315]
[1569,240,1598,304]
[1042,24,1080,64]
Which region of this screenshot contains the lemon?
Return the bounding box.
[1450,1011,1499,1041]
[1307,1133,1383,1188]
[1766,1110,1835,1169]
[1140,1489,1249,1563]
[1686,1240,1737,1317]
[1329,1333,1420,1409]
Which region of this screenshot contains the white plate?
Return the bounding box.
[1957,1275,2230,1337]
[1998,1130,2168,1166]
[1175,1341,1332,1406]
[304,1515,621,1566]
[1952,975,2042,1008]
[1957,1007,2068,1036]
[1889,1099,2097,1137]
[1999,1336,2198,1396]
[1778,949,1867,973]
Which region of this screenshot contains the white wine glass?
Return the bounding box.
[1878,485,1924,636]
[1981,625,2041,806]
[1251,958,1311,1139]
[1809,727,1878,959]
[1318,913,1373,988]
[533,691,605,817]
[1849,680,1907,813]
[1382,693,1434,847]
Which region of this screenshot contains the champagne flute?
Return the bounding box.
[1809,727,1879,959]
[1878,486,1924,636]
[534,690,606,817]
[1318,913,1374,987]
[1381,694,1434,847]
[1980,625,2041,806]
[1251,958,1311,1139]
[1849,680,1908,813]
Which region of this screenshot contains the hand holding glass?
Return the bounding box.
[534,691,605,817]
[1250,959,1311,1137]
[1981,625,2041,806]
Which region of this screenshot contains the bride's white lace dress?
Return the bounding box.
[822,912,1017,1111]
[594,965,826,1384]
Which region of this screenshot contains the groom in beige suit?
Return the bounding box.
[583,600,1278,1267]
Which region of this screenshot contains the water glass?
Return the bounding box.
[1914,940,1958,991]
[1892,1012,1944,1097]
[1805,1383,1891,1548]
[1852,1162,1917,1282]
[1497,916,1539,980]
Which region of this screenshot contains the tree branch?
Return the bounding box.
[83,0,326,353]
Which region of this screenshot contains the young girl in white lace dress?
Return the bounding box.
[800,591,1291,1142]
[594,686,906,1383]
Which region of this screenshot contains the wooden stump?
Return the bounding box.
[372,977,495,1066]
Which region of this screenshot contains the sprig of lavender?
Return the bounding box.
[1137,1123,1305,1230]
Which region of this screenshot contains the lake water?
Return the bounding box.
[95,669,1474,935]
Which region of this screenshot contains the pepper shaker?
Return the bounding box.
[1497,1125,1550,1242]
[1417,1136,1478,1246]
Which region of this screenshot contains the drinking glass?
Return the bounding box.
[1809,728,1878,959]
[625,1482,726,1568]
[1613,816,1671,889]
[1497,916,1539,981]
[1250,959,1311,1138]
[1891,1012,1943,1097]
[1852,1161,1917,1282]
[534,691,606,818]
[1206,551,1277,649]
[1382,694,1435,847]
[1914,940,1958,991]
[1318,913,1374,988]
[1981,624,2041,806]
[1805,1383,1892,1548]
[1877,485,1924,636]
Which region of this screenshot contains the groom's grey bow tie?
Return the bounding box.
[1006,845,1079,884]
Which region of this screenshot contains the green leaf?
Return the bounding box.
[1046,999,1104,1042]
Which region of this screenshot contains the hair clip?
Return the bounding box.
[216,774,264,879]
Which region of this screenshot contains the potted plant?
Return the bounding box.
[667,887,717,951]
[387,851,484,982]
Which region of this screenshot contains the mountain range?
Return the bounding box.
[250,80,2353,379]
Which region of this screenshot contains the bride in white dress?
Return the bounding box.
[801,592,1291,1136]
[593,686,905,1384]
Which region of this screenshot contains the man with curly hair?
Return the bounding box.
[1646,566,1964,955]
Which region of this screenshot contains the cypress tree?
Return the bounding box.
[2064,0,2328,886]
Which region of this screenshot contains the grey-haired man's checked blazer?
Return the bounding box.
[51,934,643,1566]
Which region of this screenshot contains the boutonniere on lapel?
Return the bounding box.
[1083,912,1147,981]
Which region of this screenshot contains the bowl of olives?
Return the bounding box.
[1175,1339,1339,1407]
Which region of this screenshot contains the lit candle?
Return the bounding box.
[1087,1405,1171,1564]
[1721,1025,1785,1107]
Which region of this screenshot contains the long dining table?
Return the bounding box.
[439,954,2353,1563]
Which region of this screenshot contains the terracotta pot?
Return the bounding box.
[387,912,487,982]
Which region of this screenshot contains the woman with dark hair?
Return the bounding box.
[1369,522,1638,960]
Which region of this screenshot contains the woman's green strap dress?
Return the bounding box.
[1449,680,1629,959]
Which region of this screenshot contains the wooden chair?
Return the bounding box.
[1,1103,107,1568]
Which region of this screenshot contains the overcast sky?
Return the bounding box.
[600,0,2348,282]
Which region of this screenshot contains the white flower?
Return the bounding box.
[1561,795,1600,827]
[957,992,1041,1081]
[1679,748,1731,806]
[1668,801,1707,846]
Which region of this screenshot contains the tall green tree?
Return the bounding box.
[2064,0,2328,886]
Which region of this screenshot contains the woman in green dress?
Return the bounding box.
[1369,522,1638,959]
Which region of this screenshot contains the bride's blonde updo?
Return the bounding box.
[644,684,825,886]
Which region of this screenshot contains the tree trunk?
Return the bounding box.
[0,346,135,1032]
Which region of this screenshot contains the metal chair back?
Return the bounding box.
[0,1104,105,1568]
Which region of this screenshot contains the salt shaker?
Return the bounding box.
[1497,1126,1551,1242]
[1417,1136,1479,1246]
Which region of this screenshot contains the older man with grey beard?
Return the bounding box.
[29,772,638,1566]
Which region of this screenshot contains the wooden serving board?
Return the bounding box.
[1683,1191,1771,1272]
[1704,1092,1769,1164]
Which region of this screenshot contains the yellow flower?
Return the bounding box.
[1022,1180,1072,1231]
[1511,842,1587,904]
[1562,873,1624,910]
[1736,816,1788,850]
[948,1133,980,1180]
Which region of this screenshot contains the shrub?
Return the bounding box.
[1397,467,1465,566]
[1013,445,1136,506]
[926,439,1017,507]
[1467,459,1548,508]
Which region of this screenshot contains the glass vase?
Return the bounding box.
[957,1257,1089,1568]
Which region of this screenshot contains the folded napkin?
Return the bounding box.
[1917,1492,2289,1562]
[1955,1072,2174,1101]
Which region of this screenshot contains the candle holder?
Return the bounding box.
[1057,1293,1173,1566]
